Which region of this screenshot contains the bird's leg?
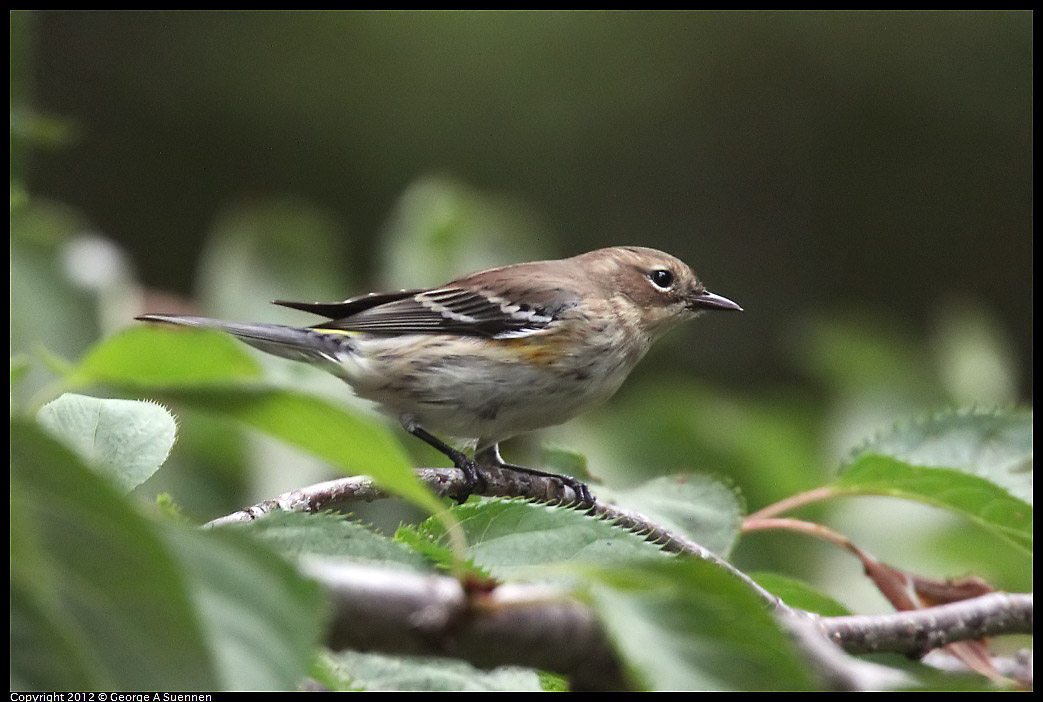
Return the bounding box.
[400,417,485,503]
[475,444,595,509]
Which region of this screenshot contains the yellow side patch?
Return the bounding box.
[498,335,566,365]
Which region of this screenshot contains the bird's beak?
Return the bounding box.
[688,289,743,312]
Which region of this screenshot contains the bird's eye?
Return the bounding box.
[648,269,675,289]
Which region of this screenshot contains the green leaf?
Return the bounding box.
[11,418,326,691]
[749,572,851,617]
[10,420,219,690]
[10,577,99,690]
[538,671,570,692]
[848,407,1032,505]
[600,473,744,557]
[416,499,671,580]
[394,524,482,575]
[36,393,177,492]
[71,329,443,516]
[581,559,816,691]
[925,521,1033,593]
[161,524,325,691]
[227,511,435,573]
[155,492,190,524]
[835,408,1034,553]
[834,454,1032,553]
[174,387,438,513]
[318,650,542,692]
[73,325,263,387]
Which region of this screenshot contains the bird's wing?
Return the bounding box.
[276,286,572,338]
[273,289,423,319]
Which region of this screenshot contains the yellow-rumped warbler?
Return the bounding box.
[137,246,741,506]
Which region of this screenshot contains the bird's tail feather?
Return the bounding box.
[135,314,353,368]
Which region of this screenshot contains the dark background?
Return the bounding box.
[18,10,1033,396]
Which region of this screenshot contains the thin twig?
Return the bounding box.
[746,486,838,520]
[742,516,860,552]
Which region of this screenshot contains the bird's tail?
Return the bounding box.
[135,314,354,369]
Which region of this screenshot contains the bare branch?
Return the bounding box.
[302,558,628,691]
[304,559,1032,691]
[205,465,787,611]
[780,615,917,691]
[819,592,1034,656]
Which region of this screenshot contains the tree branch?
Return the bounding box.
[818,592,1034,655]
[207,468,1032,689]
[303,559,628,691]
[205,464,787,611]
[304,559,1032,690]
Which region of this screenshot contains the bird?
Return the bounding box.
[136,246,742,507]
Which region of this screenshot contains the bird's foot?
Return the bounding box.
[481,459,595,510]
[451,457,487,505]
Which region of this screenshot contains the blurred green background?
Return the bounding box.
[11,11,1032,612]
[15,10,1032,393]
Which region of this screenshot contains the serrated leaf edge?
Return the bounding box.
[842,405,1032,471]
